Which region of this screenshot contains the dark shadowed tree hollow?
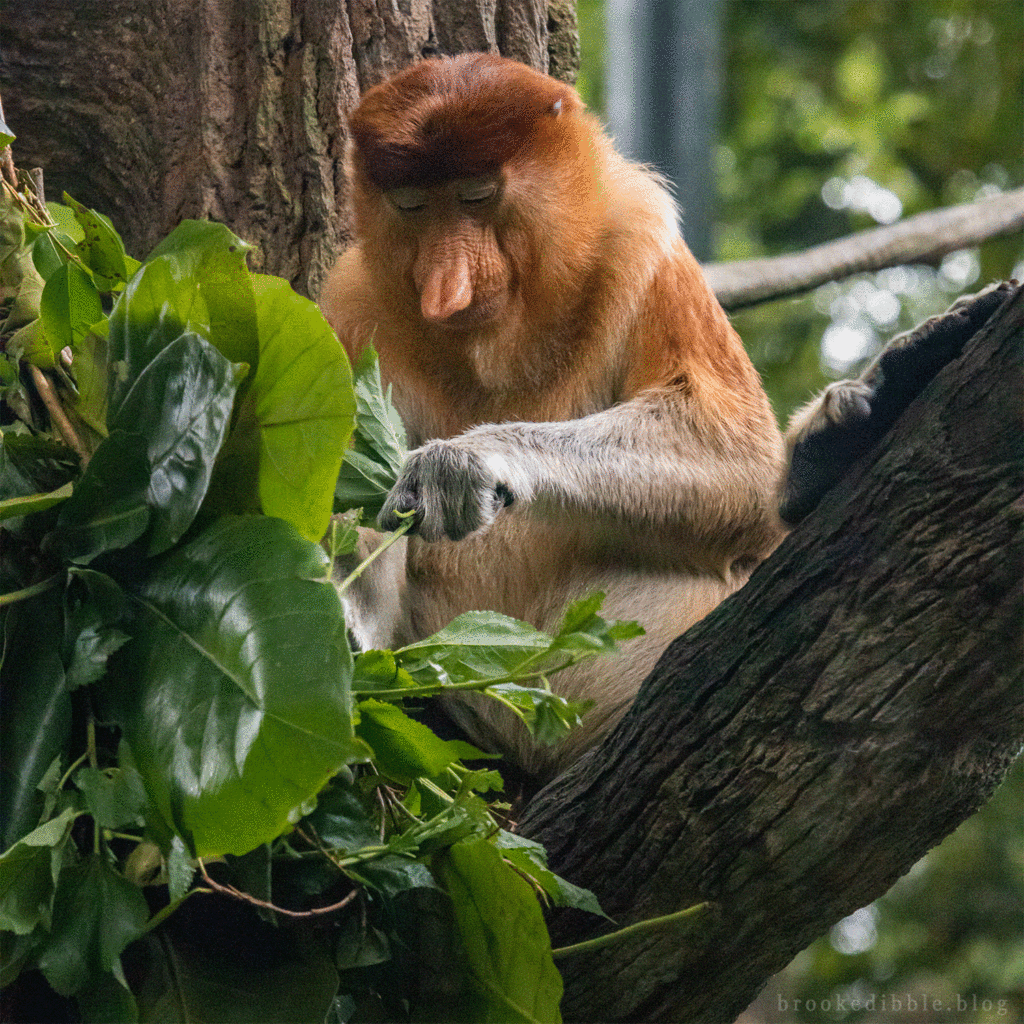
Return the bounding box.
[3,5,1022,1021]
[519,284,1024,1023]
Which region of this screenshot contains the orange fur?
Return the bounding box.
[320,54,786,779]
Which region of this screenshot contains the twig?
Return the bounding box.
[28,365,90,465]
[551,901,712,960]
[197,858,358,919]
[334,515,414,595]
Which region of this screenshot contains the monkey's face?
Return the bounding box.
[382,174,511,331]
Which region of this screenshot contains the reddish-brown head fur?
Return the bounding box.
[349,54,579,190]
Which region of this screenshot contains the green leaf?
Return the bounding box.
[70,326,110,437]
[143,219,258,366]
[62,568,130,689]
[36,853,149,997]
[302,779,379,854]
[167,835,195,902]
[334,919,392,970]
[6,319,54,370]
[494,832,609,919]
[73,767,147,830]
[58,334,240,560]
[550,592,645,654]
[0,809,77,935]
[0,432,78,502]
[348,855,438,899]
[356,698,463,782]
[39,261,103,353]
[0,119,13,151]
[434,839,563,1024]
[335,345,407,519]
[107,221,257,421]
[31,230,80,282]
[0,480,73,522]
[108,332,240,554]
[104,515,362,857]
[397,610,554,679]
[484,683,591,745]
[130,922,340,1024]
[63,193,132,291]
[1,247,45,334]
[0,594,73,850]
[352,649,418,694]
[45,202,86,245]
[55,430,152,563]
[248,274,355,542]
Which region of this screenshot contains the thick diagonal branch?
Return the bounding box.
[520,287,1024,1023]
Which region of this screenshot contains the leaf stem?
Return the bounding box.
[551,902,711,960]
[57,751,90,791]
[0,574,61,608]
[334,516,414,596]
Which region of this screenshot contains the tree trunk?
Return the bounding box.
[518,284,1024,1023]
[0,0,566,300]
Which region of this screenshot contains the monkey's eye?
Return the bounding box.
[457,179,498,205]
[389,188,429,213]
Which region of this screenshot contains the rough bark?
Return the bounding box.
[0,0,556,299]
[519,284,1024,1023]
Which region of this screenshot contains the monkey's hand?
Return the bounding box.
[781,281,1014,524]
[379,439,517,541]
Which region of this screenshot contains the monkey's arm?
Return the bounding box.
[379,390,783,550]
[781,281,1016,524]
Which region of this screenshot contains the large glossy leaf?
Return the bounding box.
[107,221,256,420]
[62,568,130,690]
[434,839,564,1024]
[57,333,239,561]
[248,274,355,542]
[109,332,240,554]
[0,594,72,850]
[144,219,257,366]
[104,515,363,857]
[55,430,151,563]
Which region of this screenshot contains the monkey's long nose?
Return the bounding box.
[418,255,474,323]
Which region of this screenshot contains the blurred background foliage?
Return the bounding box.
[579,1,1022,1020]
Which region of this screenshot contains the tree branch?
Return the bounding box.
[703,188,1024,310]
[519,285,1024,1023]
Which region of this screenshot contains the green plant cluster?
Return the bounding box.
[0,149,633,1022]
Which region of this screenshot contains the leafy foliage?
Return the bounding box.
[1,169,626,1022]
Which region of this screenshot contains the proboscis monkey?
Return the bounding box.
[319,53,787,781]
